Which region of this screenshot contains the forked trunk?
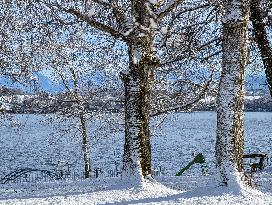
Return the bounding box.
[215,0,250,186]
[120,0,159,181]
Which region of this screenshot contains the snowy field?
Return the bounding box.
[1,112,272,178]
[1,112,272,204]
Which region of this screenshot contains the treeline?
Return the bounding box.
[0,87,122,114]
[1,88,271,114]
[198,96,272,112]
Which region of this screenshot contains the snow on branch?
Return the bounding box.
[92,0,111,7]
[157,0,185,20]
[61,7,124,39]
[169,3,211,23]
[111,3,129,34]
[158,2,212,22]
[223,0,249,23]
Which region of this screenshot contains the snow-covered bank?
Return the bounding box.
[1,176,272,205]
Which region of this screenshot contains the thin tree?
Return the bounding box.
[42,39,123,178]
[56,63,91,179]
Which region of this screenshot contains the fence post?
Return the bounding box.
[95,169,99,178]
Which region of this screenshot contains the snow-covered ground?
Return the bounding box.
[1,112,272,178]
[1,112,272,204]
[1,176,272,205]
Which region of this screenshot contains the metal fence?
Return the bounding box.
[0,166,166,185]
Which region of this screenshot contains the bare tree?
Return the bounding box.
[58,0,217,180]
[40,35,124,178]
[4,0,218,182]
[56,65,92,179]
[0,2,38,87]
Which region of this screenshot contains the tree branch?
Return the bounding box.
[92,0,111,7]
[160,38,221,67]
[151,73,214,117]
[200,50,222,63]
[62,7,124,39]
[157,0,186,20]
[111,2,129,32]
[159,3,211,21]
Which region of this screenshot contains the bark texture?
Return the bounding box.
[250,0,272,96]
[216,0,250,185]
[122,37,159,179]
[121,1,159,178]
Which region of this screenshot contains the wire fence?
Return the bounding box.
[2,152,270,185]
[0,165,166,185]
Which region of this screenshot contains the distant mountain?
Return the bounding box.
[0,71,111,93]
[33,72,64,93]
[0,76,32,92]
[0,71,269,94]
[0,72,64,93]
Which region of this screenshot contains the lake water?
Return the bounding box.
[0,112,272,178]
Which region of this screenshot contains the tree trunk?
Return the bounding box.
[79,112,90,179]
[215,0,250,186]
[250,0,272,96]
[122,37,159,180]
[71,71,90,179]
[121,1,159,181]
